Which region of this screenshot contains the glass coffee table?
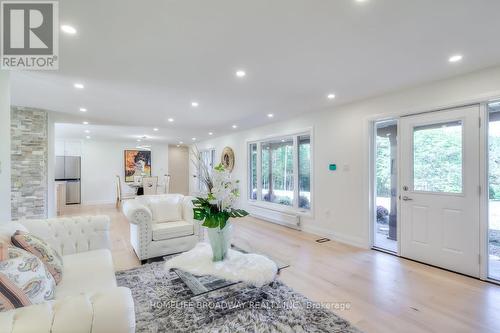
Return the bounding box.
[172,244,289,296]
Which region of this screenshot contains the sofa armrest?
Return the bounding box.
[183,196,203,240]
[20,216,111,256]
[0,287,135,333]
[122,200,152,225]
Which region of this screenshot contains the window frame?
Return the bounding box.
[247,128,314,216]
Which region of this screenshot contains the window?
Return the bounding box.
[249,132,312,211]
[373,120,398,253]
[488,101,500,281]
[413,121,463,193]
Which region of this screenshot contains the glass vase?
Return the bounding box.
[207,222,232,262]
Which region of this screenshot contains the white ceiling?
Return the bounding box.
[12,0,500,143]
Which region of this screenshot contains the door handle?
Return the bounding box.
[402,196,413,201]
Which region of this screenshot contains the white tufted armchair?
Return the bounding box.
[0,216,135,333]
[123,194,203,263]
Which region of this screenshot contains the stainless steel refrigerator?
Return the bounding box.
[55,156,81,204]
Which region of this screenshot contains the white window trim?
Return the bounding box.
[247,128,314,217]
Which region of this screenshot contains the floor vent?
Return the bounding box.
[315,238,330,243]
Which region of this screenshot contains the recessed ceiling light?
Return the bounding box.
[235,70,246,78]
[85,136,91,139]
[79,107,87,112]
[327,93,336,100]
[449,54,463,63]
[84,129,90,133]
[82,121,89,125]
[168,118,174,122]
[208,132,213,136]
[137,139,141,142]
[191,102,199,107]
[61,25,77,34]
[267,113,274,118]
[153,128,159,131]
[192,137,197,141]
[74,83,84,89]
[232,124,238,129]
[179,141,184,144]
[355,0,368,3]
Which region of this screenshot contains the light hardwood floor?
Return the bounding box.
[61,203,500,333]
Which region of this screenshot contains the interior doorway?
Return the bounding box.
[168,145,189,195]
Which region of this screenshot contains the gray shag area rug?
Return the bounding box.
[116,261,361,333]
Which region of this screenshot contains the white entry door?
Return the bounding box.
[400,105,480,277]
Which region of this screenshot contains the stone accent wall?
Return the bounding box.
[11,107,48,220]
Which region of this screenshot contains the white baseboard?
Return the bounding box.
[302,224,368,249]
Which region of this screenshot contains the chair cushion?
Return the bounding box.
[148,196,183,223]
[0,244,56,311]
[11,231,64,285]
[152,221,194,241]
[55,249,117,299]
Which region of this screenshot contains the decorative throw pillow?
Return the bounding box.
[11,231,63,284]
[0,245,56,312]
[0,222,28,244]
[149,197,183,223]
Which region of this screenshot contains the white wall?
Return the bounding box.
[81,140,169,205]
[0,71,10,221]
[195,66,500,248]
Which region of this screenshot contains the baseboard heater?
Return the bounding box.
[249,205,301,230]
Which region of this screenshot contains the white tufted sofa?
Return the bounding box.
[0,216,135,333]
[123,194,203,262]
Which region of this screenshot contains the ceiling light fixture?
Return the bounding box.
[192,137,196,141]
[327,93,336,100]
[208,132,213,136]
[79,107,87,112]
[85,136,91,139]
[61,25,77,34]
[167,118,174,122]
[179,141,184,144]
[74,83,84,89]
[191,102,199,107]
[82,121,89,125]
[232,124,238,129]
[84,129,90,133]
[448,54,463,63]
[267,113,274,118]
[153,128,159,131]
[235,70,246,78]
[137,139,141,142]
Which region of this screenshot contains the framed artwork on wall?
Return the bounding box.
[124,150,151,182]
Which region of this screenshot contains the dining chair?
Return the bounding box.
[164,174,171,194]
[142,176,158,195]
[115,175,136,208]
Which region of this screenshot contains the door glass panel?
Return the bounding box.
[374,120,398,253]
[413,121,463,193]
[488,101,500,281]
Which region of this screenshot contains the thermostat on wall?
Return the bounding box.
[329,164,337,171]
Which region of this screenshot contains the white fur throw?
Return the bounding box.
[164,242,278,287]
